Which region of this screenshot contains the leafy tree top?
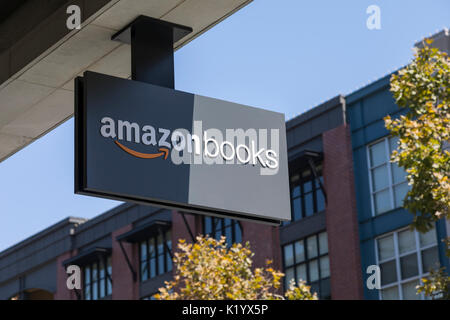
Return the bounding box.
[155,235,317,300]
[385,39,450,232]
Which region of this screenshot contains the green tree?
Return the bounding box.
[384,39,450,299]
[154,235,317,300]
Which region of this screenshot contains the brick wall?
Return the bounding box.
[171,211,202,245]
[241,222,282,271]
[111,225,139,299]
[54,250,79,300]
[323,124,364,299]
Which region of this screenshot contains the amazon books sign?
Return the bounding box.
[75,71,290,224]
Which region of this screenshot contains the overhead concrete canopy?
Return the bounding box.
[0,0,252,162]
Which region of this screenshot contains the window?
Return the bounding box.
[282,232,330,299]
[376,227,439,300]
[83,255,112,300]
[367,136,409,215]
[287,165,325,224]
[139,229,172,282]
[203,217,242,246]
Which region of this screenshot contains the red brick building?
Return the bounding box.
[0,94,364,300]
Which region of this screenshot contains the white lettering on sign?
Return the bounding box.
[99,117,280,175]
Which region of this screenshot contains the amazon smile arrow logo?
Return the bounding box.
[114,140,169,160]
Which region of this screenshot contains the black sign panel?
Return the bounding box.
[75,72,290,224]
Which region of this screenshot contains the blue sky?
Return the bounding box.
[0,0,449,251]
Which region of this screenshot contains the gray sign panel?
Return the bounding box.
[75,71,290,224]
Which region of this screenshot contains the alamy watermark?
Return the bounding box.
[366,265,381,290]
[366,5,381,30]
[66,265,81,290]
[66,5,81,30]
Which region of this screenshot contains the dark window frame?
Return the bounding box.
[287,164,325,223]
[203,217,242,246]
[282,231,330,299]
[139,229,172,282]
[83,255,112,300]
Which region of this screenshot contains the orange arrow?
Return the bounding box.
[114,140,169,160]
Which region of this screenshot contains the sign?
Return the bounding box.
[75,71,290,224]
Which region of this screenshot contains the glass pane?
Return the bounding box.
[100,278,105,298]
[309,259,319,282]
[319,232,328,255]
[106,277,112,296]
[304,180,312,193]
[204,217,212,234]
[398,229,416,254]
[372,165,389,191]
[215,219,222,234]
[389,136,399,153]
[419,228,437,247]
[374,190,391,215]
[283,244,294,267]
[304,193,314,217]
[291,185,300,198]
[225,225,232,244]
[140,241,147,261]
[84,267,91,285]
[150,257,156,278]
[400,253,418,280]
[157,234,163,255]
[320,278,331,300]
[224,218,231,227]
[306,235,318,258]
[290,174,299,183]
[157,234,164,274]
[402,280,420,300]
[166,253,173,272]
[292,198,302,221]
[99,260,105,279]
[235,223,242,243]
[391,163,407,184]
[421,247,439,273]
[107,256,112,275]
[320,256,330,278]
[316,189,325,212]
[158,254,165,275]
[394,182,409,208]
[141,261,148,281]
[310,282,320,297]
[370,141,386,167]
[380,260,397,285]
[92,281,98,300]
[92,263,98,281]
[166,230,172,249]
[166,231,172,271]
[296,264,307,282]
[284,267,295,288]
[294,240,305,263]
[149,238,155,258]
[84,285,91,300]
[106,256,112,277]
[381,286,399,300]
[378,235,395,261]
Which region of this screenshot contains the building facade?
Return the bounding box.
[0,29,449,300]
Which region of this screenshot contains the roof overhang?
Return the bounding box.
[62,247,111,266]
[116,220,171,243]
[0,0,252,163]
